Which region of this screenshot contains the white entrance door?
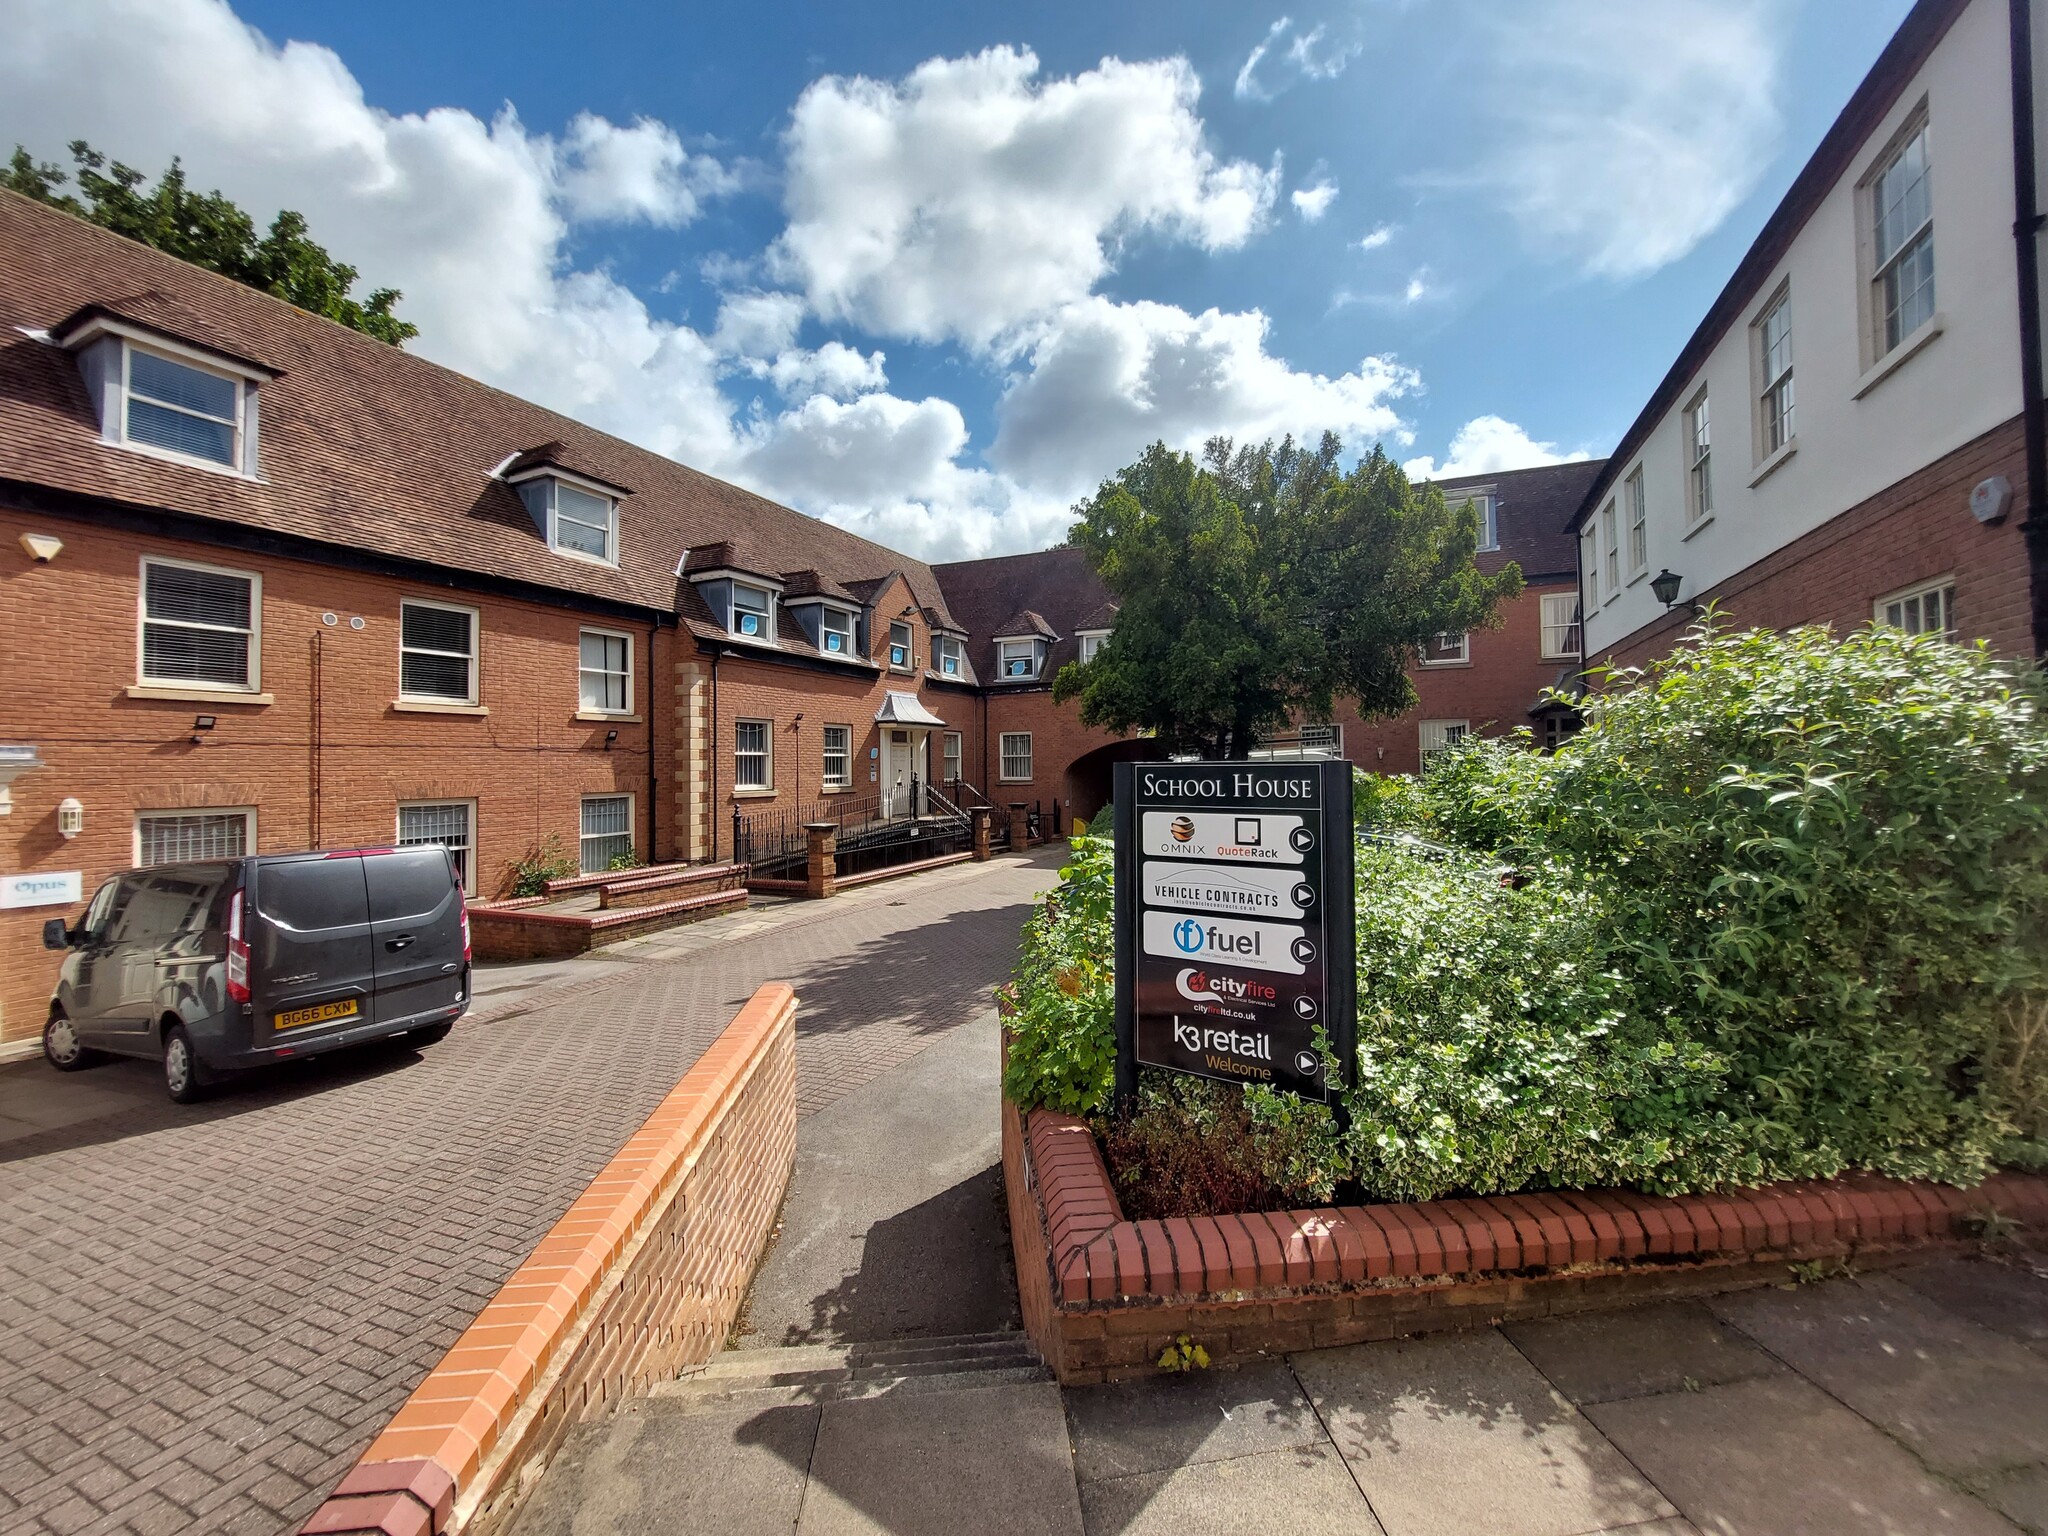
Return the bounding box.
[883,729,929,817]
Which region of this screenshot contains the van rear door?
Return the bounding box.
[363,847,466,1027]
[249,854,377,1042]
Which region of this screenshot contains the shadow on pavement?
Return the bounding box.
[786,895,1040,1040]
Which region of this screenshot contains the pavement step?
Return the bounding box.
[639,1362,1054,1414]
[651,1331,1046,1405]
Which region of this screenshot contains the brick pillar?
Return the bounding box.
[804,823,837,899]
[971,806,992,861]
[1008,802,1030,849]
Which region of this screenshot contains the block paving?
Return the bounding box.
[0,849,1062,1536]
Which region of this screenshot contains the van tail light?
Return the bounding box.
[226,888,251,1004]
[459,894,472,966]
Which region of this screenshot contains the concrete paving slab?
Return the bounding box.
[1503,1300,1784,1405]
[1973,1464,2048,1534]
[1077,1446,1382,1536]
[1291,1329,1676,1536]
[507,1402,817,1536]
[1586,1373,2016,1536]
[1063,1362,1328,1484]
[734,1010,1019,1347]
[1710,1274,2048,1477]
[1889,1254,2048,1349]
[799,1380,1083,1536]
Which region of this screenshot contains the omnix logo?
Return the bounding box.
[1175,968,1277,1007]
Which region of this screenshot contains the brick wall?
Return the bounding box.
[982,685,1130,826]
[1595,415,2033,671]
[0,508,664,1047]
[298,983,798,1536]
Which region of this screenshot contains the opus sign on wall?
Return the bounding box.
[1111,759,1356,1106]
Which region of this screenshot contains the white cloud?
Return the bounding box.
[555,112,741,226]
[763,342,888,400]
[711,290,806,360]
[992,297,1417,502]
[1402,415,1590,480]
[1235,17,1361,102]
[1478,0,1783,278]
[1403,271,1430,303]
[1357,223,1394,251]
[1291,179,1338,222]
[771,46,1279,349]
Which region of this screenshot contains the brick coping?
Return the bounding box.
[1017,1102,2048,1311]
[471,886,745,931]
[298,983,798,1536]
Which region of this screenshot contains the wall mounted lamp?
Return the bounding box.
[57,796,84,838]
[1650,569,1704,618]
[191,714,217,746]
[604,729,619,751]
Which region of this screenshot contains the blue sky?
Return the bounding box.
[4,0,1912,558]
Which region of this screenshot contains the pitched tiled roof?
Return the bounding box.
[1431,459,1606,583]
[993,609,1057,640]
[933,545,1114,684]
[0,190,956,640]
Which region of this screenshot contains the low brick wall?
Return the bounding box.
[300,983,799,1536]
[468,886,747,960]
[1003,1098,2048,1385]
[597,862,747,911]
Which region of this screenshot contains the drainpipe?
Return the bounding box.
[709,645,722,861]
[646,619,659,864]
[2013,0,2048,658]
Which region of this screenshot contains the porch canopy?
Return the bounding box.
[874,690,946,727]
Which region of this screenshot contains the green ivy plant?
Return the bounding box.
[508,834,578,898]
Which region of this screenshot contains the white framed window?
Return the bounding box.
[1684,389,1713,526]
[1754,286,1795,457]
[1540,593,1582,660]
[998,639,1039,679]
[1600,500,1619,600]
[1418,719,1469,768]
[1868,116,1934,357]
[731,583,775,642]
[1451,492,1498,552]
[735,719,772,790]
[139,556,261,692]
[888,621,914,671]
[514,474,619,566]
[1581,526,1600,610]
[397,800,475,895]
[579,794,634,874]
[822,724,853,790]
[943,730,963,783]
[936,635,964,676]
[1299,722,1343,756]
[400,599,480,704]
[1077,631,1108,664]
[1624,468,1647,578]
[1875,577,1956,639]
[1421,632,1469,666]
[999,732,1033,782]
[135,807,254,867]
[819,607,855,656]
[124,345,247,470]
[578,629,632,714]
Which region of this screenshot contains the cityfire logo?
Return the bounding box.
[1172,916,1206,952]
[1175,968,1278,1006]
[1170,816,1196,843]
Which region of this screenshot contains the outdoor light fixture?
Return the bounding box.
[604,729,619,750]
[1650,569,1703,616]
[191,714,217,746]
[57,796,83,838]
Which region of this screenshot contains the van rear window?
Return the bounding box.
[256,858,368,932]
[366,848,456,922]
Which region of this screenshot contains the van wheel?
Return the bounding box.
[408,1022,454,1048]
[162,1026,211,1104]
[44,1012,98,1072]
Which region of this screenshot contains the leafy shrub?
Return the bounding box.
[507,834,578,898]
[1004,619,2048,1206]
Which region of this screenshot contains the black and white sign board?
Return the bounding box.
[1112,759,1356,1106]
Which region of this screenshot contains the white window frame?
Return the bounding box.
[1683,388,1713,528]
[999,731,1033,782]
[1298,722,1343,757]
[578,793,635,874]
[137,554,263,694]
[942,730,963,783]
[936,634,964,676]
[1581,525,1600,610]
[550,482,618,567]
[997,639,1040,680]
[1420,631,1469,666]
[1874,575,1957,640]
[735,718,773,791]
[399,598,481,705]
[134,806,256,867]
[1624,467,1648,579]
[1418,719,1469,767]
[1077,630,1108,664]
[396,799,477,896]
[1540,592,1582,661]
[117,340,254,475]
[730,582,776,644]
[818,606,856,657]
[577,627,633,716]
[888,621,915,672]
[821,724,853,791]
[1450,491,1498,553]
[1862,108,1935,365]
[1753,283,1795,460]
[1599,500,1620,602]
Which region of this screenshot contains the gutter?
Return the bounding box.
[2013,0,2048,658]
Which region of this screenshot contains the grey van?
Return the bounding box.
[41,845,471,1102]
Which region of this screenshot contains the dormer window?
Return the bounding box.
[126,349,243,467]
[935,635,963,677]
[513,472,620,567]
[1447,490,1498,552]
[1077,630,1108,664]
[731,582,775,641]
[819,607,855,655]
[58,308,273,477]
[998,639,1041,679]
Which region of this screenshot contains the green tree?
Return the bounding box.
[3,141,417,345]
[1054,434,1522,757]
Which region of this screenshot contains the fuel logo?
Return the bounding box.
[1172,917,1206,953]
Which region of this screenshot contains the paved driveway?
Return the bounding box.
[0,850,1061,1536]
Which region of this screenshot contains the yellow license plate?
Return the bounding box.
[274,998,360,1031]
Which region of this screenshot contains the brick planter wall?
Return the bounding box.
[1002,1098,2048,1385]
[299,983,799,1536]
